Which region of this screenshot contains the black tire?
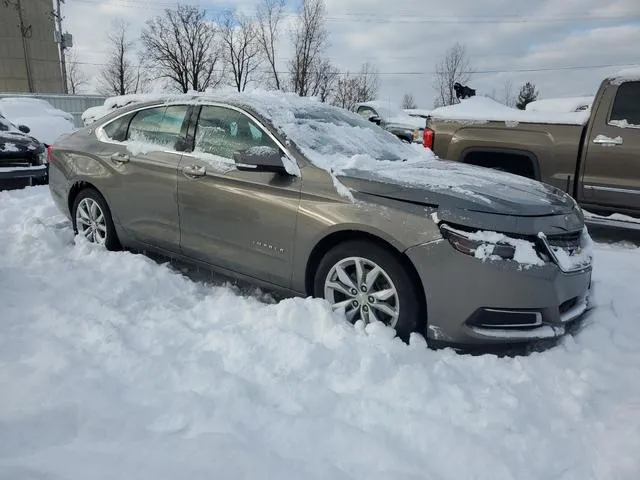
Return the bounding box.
[71,188,121,251]
[314,240,422,341]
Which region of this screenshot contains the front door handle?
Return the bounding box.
[182,164,206,178]
[593,135,623,146]
[110,152,130,163]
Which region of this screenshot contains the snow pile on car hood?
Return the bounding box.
[2,186,640,479]
[430,96,590,125]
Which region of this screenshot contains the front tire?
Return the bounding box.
[72,188,120,251]
[314,240,422,341]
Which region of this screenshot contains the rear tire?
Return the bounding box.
[314,240,422,341]
[71,188,120,251]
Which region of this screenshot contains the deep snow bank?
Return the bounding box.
[1,187,640,480]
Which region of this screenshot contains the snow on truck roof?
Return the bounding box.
[429,96,590,126]
[609,67,640,85]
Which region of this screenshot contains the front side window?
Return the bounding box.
[610,81,640,126]
[126,105,189,150]
[193,106,280,160]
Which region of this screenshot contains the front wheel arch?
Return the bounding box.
[305,231,427,336]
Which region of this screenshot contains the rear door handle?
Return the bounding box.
[182,164,206,178]
[110,152,130,163]
[593,135,623,146]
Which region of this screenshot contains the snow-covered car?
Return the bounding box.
[0,97,75,145]
[48,92,592,347]
[0,115,48,190]
[356,101,425,143]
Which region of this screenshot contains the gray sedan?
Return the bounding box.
[48,93,592,346]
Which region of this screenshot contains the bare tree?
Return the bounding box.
[141,5,224,93]
[256,0,285,90]
[99,20,144,96]
[488,80,516,107]
[432,42,472,107]
[310,57,338,102]
[331,62,380,111]
[401,93,417,109]
[220,12,262,92]
[356,62,380,102]
[66,50,88,94]
[289,0,328,96]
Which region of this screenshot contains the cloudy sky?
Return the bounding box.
[64,0,640,108]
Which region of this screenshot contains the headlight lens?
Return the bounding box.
[440,224,516,260]
[37,150,47,165]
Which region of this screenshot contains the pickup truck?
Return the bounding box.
[424,70,640,219]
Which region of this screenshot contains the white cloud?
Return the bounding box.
[64,0,640,107]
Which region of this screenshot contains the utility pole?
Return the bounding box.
[9,0,34,92]
[54,0,68,93]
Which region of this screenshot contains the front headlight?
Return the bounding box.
[37,150,47,165]
[440,224,516,260]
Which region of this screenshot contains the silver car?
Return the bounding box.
[48,93,592,346]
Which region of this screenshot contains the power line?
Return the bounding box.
[75,60,640,76]
[68,0,640,23]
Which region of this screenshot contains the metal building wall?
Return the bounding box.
[0,0,64,93]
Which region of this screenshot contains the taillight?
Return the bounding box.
[46,145,54,163]
[423,128,434,150]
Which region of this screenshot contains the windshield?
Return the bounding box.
[282,104,416,163]
[0,115,18,132]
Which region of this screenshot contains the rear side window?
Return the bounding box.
[193,106,280,160]
[102,112,135,141]
[126,105,189,150]
[610,81,640,126]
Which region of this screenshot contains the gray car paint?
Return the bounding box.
[48,98,592,346]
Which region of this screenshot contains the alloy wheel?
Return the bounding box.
[75,197,107,245]
[324,256,400,327]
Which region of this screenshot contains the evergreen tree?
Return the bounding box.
[516,82,539,110]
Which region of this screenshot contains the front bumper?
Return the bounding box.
[0,164,48,190]
[406,239,592,345]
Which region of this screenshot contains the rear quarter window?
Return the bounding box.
[102,112,135,142]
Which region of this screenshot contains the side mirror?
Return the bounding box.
[233,146,288,174]
[18,125,30,134]
[368,115,382,125]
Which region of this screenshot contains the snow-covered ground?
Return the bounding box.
[1,186,640,480]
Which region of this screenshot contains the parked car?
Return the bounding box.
[0,115,48,190]
[48,93,592,347]
[0,97,75,145]
[424,69,640,220]
[356,101,424,143]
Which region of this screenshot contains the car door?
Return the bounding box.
[177,104,301,288]
[581,81,640,211]
[97,104,190,252]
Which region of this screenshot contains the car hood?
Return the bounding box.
[0,131,43,155]
[338,160,575,217]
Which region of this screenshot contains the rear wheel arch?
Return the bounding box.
[304,230,427,332]
[460,148,541,180]
[68,180,97,215]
